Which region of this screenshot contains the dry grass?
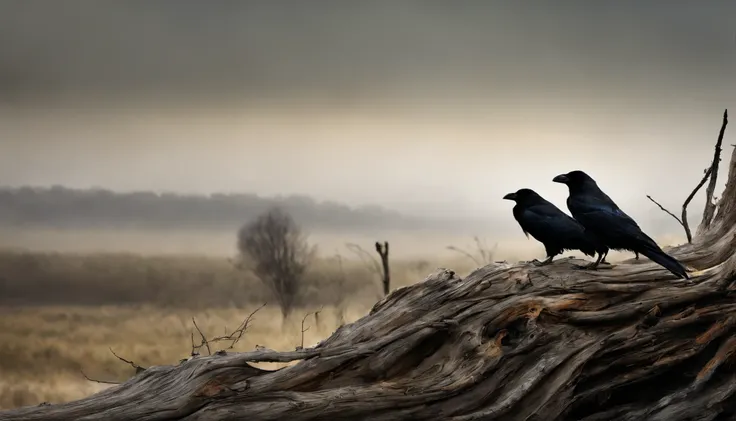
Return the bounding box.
[0,249,480,409]
[0,304,370,409]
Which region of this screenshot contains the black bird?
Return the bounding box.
[552,170,688,279]
[503,188,606,266]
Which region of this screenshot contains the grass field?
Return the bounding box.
[0,304,371,409]
[0,249,479,409]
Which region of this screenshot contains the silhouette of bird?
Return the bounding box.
[552,170,688,279]
[503,188,606,266]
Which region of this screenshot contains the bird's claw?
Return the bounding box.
[531,258,552,267]
[574,263,599,271]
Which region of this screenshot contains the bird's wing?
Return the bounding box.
[568,194,651,243]
[512,206,531,238]
[518,203,586,240]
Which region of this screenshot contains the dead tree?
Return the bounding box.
[345,242,390,297]
[375,241,390,296]
[235,207,313,319]
[647,109,728,243]
[345,242,385,298]
[2,120,736,421]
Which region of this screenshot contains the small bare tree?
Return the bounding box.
[236,207,313,319]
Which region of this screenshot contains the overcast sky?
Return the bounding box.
[0,0,734,230]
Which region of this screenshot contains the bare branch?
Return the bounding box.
[80,370,121,385]
[447,236,496,266]
[446,245,482,266]
[346,242,387,298]
[472,236,497,264]
[698,109,729,234]
[190,331,197,356]
[648,110,729,244]
[345,242,382,276]
[375,241,390,296]
[108,348,145,374]
[190,303,267,356]
[646,195,685,226]
[218,303,267,349]
[473,236,488,264]
[191,318,212,356]
[678,167,713,243]
[298,311,313,350]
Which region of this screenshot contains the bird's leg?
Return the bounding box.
[587,252,605,269]
[635,251,639,260]
[600,250,611,265]
[575,252,604,270]
[532,255,554,266]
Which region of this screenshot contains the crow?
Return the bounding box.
[552,170,688,279]
[503,188,606,266]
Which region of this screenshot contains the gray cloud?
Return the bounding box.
[0,1,734,105]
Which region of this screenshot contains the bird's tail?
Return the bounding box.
[636,243,689,279]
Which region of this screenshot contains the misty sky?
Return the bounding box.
[1,1,734,228]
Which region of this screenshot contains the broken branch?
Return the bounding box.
[108,348,146,374]
[80,371,121,385]
[697,109,729,234]
[375,241,390,296]
[646,195,685,226]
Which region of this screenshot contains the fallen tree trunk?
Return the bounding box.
[2,140,736,421]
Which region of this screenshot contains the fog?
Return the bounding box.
[0,1,734,255]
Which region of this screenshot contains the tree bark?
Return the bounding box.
[2,155,736,421]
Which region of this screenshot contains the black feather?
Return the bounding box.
[503,188,606,261]
[553,170,688,279]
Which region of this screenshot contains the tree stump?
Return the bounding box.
[2,151,736,421]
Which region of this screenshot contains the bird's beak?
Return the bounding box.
[503,192,517,201]
[552,174,569,184]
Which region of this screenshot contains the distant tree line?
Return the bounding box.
[0,186,432,232]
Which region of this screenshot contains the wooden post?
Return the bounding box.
[374,241,390,296]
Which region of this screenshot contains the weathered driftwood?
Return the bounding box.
[2,146,736,421]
